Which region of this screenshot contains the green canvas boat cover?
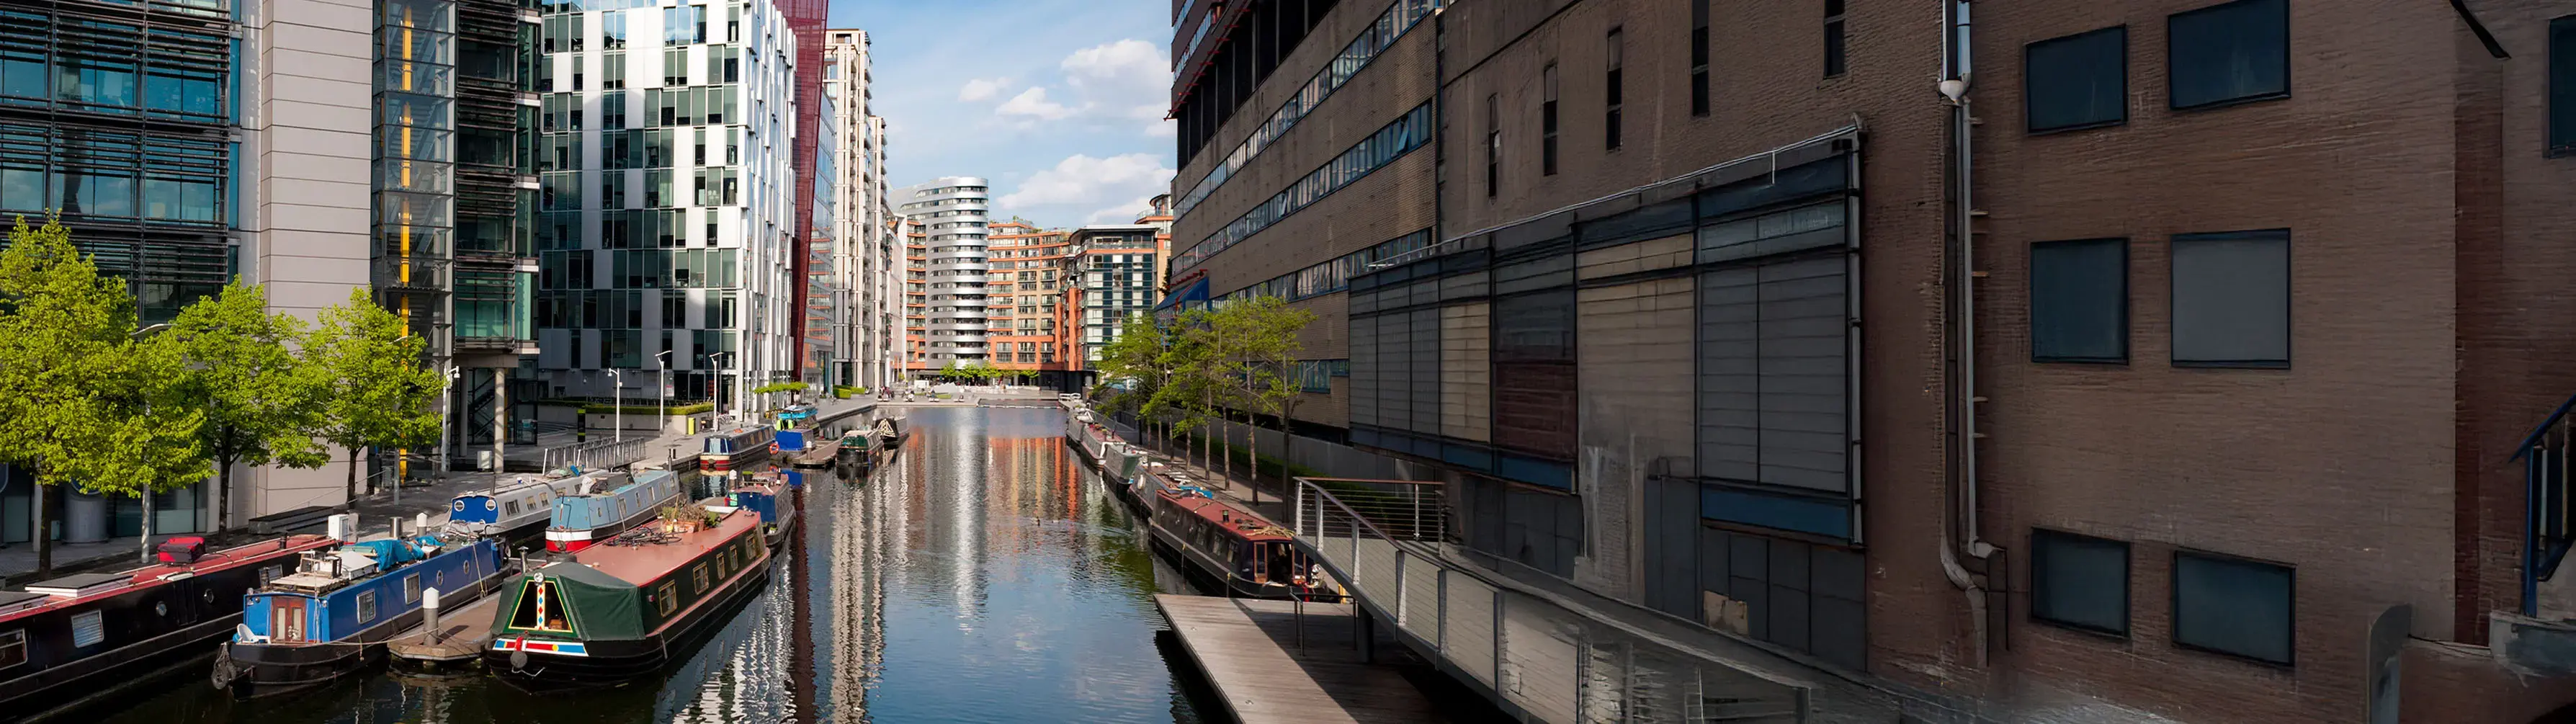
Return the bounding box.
[490,560,648,641]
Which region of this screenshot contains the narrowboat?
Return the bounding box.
[0,535,333,718]
[485,504,772,690]
[699,424,776,472]
[1144,486,1334,601]
[717,479,797,550]
[543,470,684,553]
[222,534,509,698]
[774,406,813,455]
[442,472,583,542]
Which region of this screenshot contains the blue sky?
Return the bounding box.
[828,0,1179,228]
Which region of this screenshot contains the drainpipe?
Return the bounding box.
[1938,0,1998,668]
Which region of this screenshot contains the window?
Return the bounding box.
[1691,0,1710,115]
[1823,0,1847,77]
[2026,27,2128,133]
[2028,238,2127,362]
[70,611,102,648]
[355,591,377,624]
[405,574,422,604]
[0,630,22,669]
[1540,63,1559,176]
[2170,230,2289,367]
[2168,0,2288,110]
[657,582,677,615]
[1604,29,1624,150]
[2173,550,2294,665]
[2030,529,2129,635]
[692,563,710,592]
[2553,15,2575,156]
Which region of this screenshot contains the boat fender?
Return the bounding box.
[210,643,238,689]
[509,637,530,671]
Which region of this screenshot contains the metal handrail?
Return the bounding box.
[1290,475,1812,724]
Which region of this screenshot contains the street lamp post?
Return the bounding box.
[709,352,736,426]
[605,368,623,443]
[130,323,169,563]
[655,350,672,437]
[437,365,460,478]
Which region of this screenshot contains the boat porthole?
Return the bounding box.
[155,602,166,617]
[202,590,215,603]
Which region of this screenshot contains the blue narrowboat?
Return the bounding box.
[720,478,798,550]
[442,472,583,543]
[222,535,509,697]
[774,406,813,455]
[699,425,776,472]
[544,470,684,553]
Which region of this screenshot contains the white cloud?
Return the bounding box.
[957,77,1011,102]
[996,86,1073,120]
[1143,120,1176,138]
[1088,196,1160,223]
[1062,39,1164,93]
[998,153,1176,220]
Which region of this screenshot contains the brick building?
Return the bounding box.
[1163,0,2576,720]
[985,220,1078,387]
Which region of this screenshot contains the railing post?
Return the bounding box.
[1493,588,1506,687]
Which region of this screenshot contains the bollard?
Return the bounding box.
[423,587,443,643]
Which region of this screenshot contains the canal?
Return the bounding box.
[97,406,1219,723]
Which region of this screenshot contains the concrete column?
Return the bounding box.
[491,368,507,473]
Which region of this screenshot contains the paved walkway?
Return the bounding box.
[0,398,885,584]
[1156,594,1442,724]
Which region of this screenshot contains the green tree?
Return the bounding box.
[143,281,325,531]
[81,344,210,564]
[1167,307,1230,482]
[302,288,442,511]
[0,216,146,576]
[1092,312,1170,437]
[1211,296,1315,498]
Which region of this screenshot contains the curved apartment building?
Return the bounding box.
[896,177,991,365]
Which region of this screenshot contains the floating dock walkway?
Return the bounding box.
[1154,594,1443,724]
[387,589,508,673]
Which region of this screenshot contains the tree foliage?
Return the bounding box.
[0,217,167,573]
[143,281,325,529]
[1211,296,1316,485]
[302,287,442,511]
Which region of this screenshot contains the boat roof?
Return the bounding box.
[0,535,336,623]
[1155,489,1293,542]
[571,509,760,585]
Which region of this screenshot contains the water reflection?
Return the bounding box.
[94,406,1206,724]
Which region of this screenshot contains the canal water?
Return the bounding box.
[97,406,1217,723]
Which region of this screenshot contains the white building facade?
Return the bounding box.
[895,177,989,369]
[822,30,898,390]
[532,0,800,414]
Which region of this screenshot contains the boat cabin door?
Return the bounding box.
[271,597,308,643]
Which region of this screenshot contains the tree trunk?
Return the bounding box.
[1241,407,1258,505]
[343,444,362,512]
[32,461,50,578]
[138,490,154,566]
[213,449,234,533]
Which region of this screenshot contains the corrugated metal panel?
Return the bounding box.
[1349,314,1379,428]
[1696,256,1848,493]
[1408,308,1441,435]
[1441,303,1492,442]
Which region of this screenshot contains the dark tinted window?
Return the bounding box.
[2031,529,2129,635]
[1823,0,1847,77]
[2029,238,2127,362]
[2553,16,2575,156]
[2170,230,2289,367]
[2026,27,2128,132]
[2168,0,2289,109]
[2173,550,2294,665]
